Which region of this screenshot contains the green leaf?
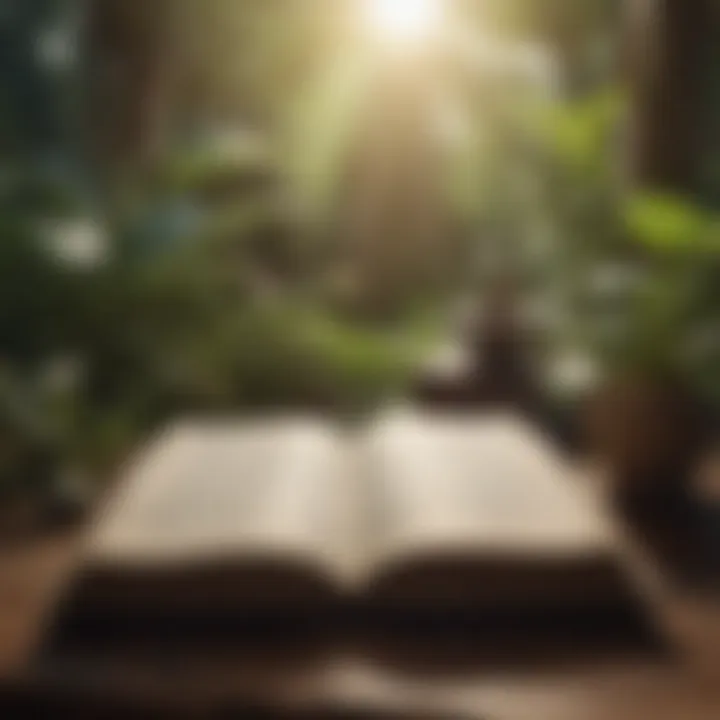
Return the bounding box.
[625,193,710,251]
[543,89,623,170]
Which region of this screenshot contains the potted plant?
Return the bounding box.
[583,194,719,498]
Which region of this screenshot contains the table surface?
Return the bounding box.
[2,527,720,719]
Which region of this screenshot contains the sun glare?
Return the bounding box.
[364,0,444,46]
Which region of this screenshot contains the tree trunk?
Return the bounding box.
[630,0,715,193]
[83,0,174,184]
[337,57,453,317]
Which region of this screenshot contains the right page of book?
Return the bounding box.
[361,408,630,607]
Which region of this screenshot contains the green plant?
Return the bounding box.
[619,194,720,404]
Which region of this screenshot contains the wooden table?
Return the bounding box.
[2,526,720,719]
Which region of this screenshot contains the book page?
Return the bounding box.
[362,408,618,584]
[86,418,357,583]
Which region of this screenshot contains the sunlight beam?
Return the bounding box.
[363,0,444,47]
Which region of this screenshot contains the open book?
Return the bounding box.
[60,410,638,622]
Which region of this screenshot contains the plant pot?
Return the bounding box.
[584,373,704,497]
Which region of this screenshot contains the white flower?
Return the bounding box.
[36,25,77,71]
[41,218,110,270]
[550,352,601,395]
[38,355,85,395]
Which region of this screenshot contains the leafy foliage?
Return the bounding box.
[626,193,720,253]
[3,0,720,507]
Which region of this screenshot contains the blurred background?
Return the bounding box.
[1,0,719,533]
